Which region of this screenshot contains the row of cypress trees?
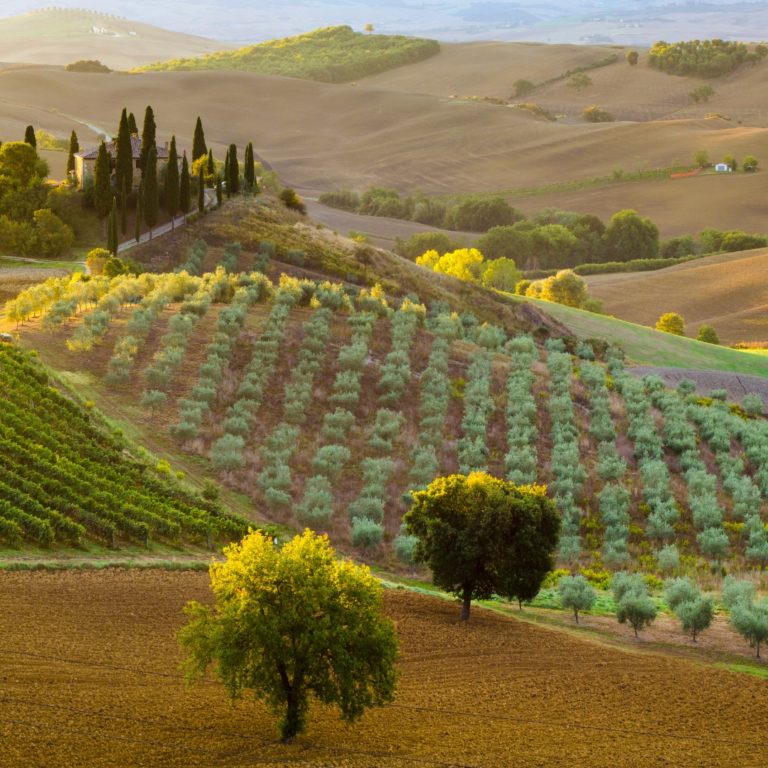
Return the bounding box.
[92,108,258,255]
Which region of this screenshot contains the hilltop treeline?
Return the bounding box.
[135,26,440,83]
[648,39,767,78]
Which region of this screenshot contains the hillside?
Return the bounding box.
[0,8,224,69]
[134,25,440,82]
[586,247,768,344]
[0,341,246,551]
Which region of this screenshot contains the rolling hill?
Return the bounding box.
[585,247,768,345]
[0,8,224,69]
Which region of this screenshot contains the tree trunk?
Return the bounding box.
[282,690,301,743]
[460,586,472,622]
[574,609,579,625]
[757,640,761,659]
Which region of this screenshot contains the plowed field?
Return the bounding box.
[1,570,768,768]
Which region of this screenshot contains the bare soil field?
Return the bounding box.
[2,569,768,768]
[586,247,768,344]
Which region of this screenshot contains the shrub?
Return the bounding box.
[656,544,680,574]
[558,575,596,623]
[296,476,334,527]
[696,324,719,344]
[393,533,418,565]
[350,516,384,550]
[318,189,360,211]
[722,576,755,610]
[655,312,685,336]
[280,187,306,214]
[743,393,764,417]
[211,433,246,471]
[582,105,614,122]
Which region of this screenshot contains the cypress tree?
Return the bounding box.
[216,178,223,207]
[223,146,231,199]
[120,179,128,235]
[165,135,180,229]
[206,148,214,177]
[197,170,205,213]
[179,153,191,218]
[128,111,138,134]
[228,143,240,195]
[107,197,118,255]
[94,141,113,221]
[135,181,143,243]
[24,125,36,148]
[140,105,156,173]
[143,145,159,237]
[244,141,255,191]
[192,116,207,162]
[115,107,133,195]
[66,130,79,178]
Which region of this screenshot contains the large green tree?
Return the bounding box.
[603,209,659,262]
[179,529,398,742]
[192,116,207,162]
[140,105,156,173]
[115,107,133,195]
[165,135,179,228]
[0,141,40,187]
[93,140,113,221]
[404,473,560,620]
[66,130,79,178]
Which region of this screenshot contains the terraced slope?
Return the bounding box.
[0,342,246,549]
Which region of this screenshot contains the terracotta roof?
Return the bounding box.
[76,136,170,161]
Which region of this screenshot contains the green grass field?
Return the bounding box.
[513,294,768,376]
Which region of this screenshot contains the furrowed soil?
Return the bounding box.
[2,570,768,768]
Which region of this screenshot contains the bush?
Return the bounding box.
[696,325,719,344]
[279,187,306,214]
[318,189,360,211]
[350,516,384,550]
[582,105,614,123]
[65,59,111,73]
[558,575,596,623]
[655,312,685,336]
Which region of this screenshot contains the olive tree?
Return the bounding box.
[404,472,560,621]
[179,529,397,742]
[558,575,596,624]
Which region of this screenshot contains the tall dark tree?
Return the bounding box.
[127,111,138,134]
[24,125,36,148]
[244,141,255,191]
[227,143,240,195]
[66,130,79,178]
[143,145,159,237]
[107,196,118,255]
[120,179,128,235]
[197,170,205,213]
[140,105,156,173]
[115,107,133,196]
[216,177,223,207]
[206,148,214,177]
[404,473,560,621]
[223,146,231,199]
[179,153,191,218]
[93,140,113,221]
[192,116,207,162]
[165,135,180,229]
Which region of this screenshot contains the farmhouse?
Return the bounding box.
[73,136,170,189]
[714,162,732,173]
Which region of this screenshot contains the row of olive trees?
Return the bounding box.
[172,276,271,442]
[504,334,539,485]
[457,349,494,474]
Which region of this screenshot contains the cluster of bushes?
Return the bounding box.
[416,247,521,292]
[175,239,208,275]
[458,350,494,474]
[322,186,522,232]
[65,59,111,73]
[377,299,424,405]
[142,270,231,411]
[521,269,596,311]
[0,142,74,257]
[299,312,378,529]
[648,39,766,78]
[136,25,440,83]
[258,308,333,508]
[504,335,539,485]
[646,376,729,561]
[173,276,270,443]
[546,343,586,562]
[581,361,630,566]
[105,273,199,384]
[67,273,154,352]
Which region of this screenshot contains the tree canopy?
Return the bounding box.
[179,529,398,742]
[603,209,659,262]
[404,473,560,620]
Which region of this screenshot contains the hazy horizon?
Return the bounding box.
[2,0,768,46]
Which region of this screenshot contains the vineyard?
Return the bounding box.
[0,342,246,549]
[7,255,768,572]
